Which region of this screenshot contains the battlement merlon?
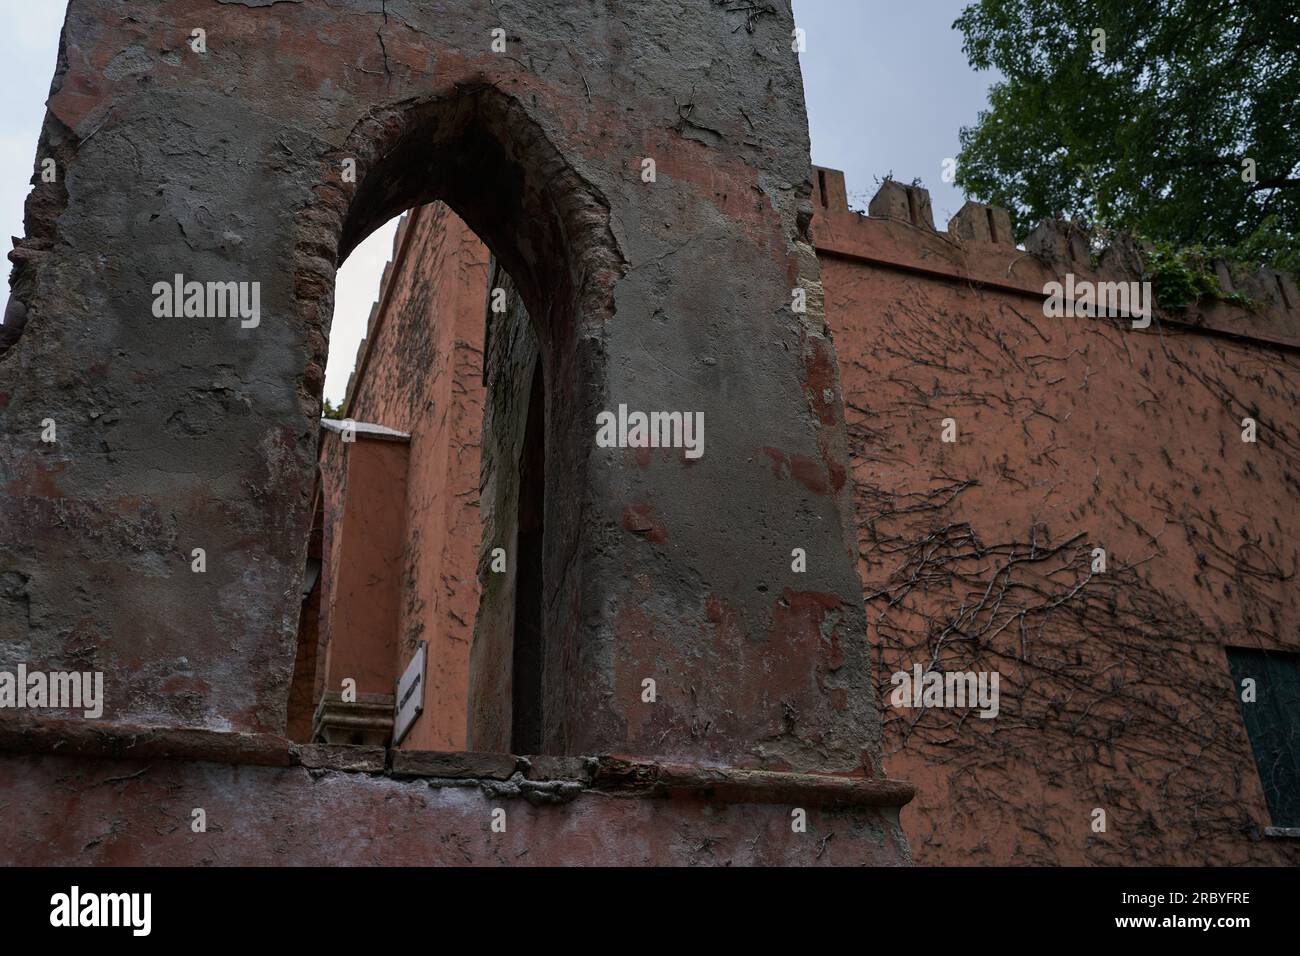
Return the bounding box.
[811,165,1299,350]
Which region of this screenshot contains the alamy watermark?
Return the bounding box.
[1043,274,1151,329]
[595,404,704,459]
[50,886,151,936]
[0,665,103,718]
[889,663,1000,718]
[151,273,260,328]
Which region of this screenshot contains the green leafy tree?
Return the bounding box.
[953,0,1299,271]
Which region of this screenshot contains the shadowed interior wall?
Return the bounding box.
[468,263,541,753]
[510,362,546,753]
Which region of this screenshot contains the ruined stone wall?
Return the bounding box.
[341,203,489,751]
[812,168,1300,865]
[0,0,914,867]
[0,728,912,866]
[0,0,882,784]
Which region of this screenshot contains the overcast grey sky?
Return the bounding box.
[0,0,995,406]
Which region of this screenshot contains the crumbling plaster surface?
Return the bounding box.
[0,1,880,781]
[0,726,913,866]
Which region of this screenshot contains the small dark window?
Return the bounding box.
[1226,648,1300,828]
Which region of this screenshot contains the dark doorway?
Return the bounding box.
[511,361,546,753]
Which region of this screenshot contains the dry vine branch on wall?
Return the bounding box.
[847,288,1299,864]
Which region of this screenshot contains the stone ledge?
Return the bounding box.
[298,743,386,773]
[319,418,411,442]
[592,757,915,808]
[390,749,519,780]
[0,716,293,767]
[0,717,914,809]
[523,754,598,784]
[0,750,914,866]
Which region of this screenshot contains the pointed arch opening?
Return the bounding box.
[286,86,623,755]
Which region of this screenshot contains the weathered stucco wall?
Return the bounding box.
[811,168,1300,865]
[0,0,880,785]
[18,0,1292,869]
[0,726,913,866]
[340,203,489,751]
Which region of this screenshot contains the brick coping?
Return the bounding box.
[0,716,914,809]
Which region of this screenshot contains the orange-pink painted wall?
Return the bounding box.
[812,168,1300,865]
[341,202,489,750]
[319,437,410,697]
